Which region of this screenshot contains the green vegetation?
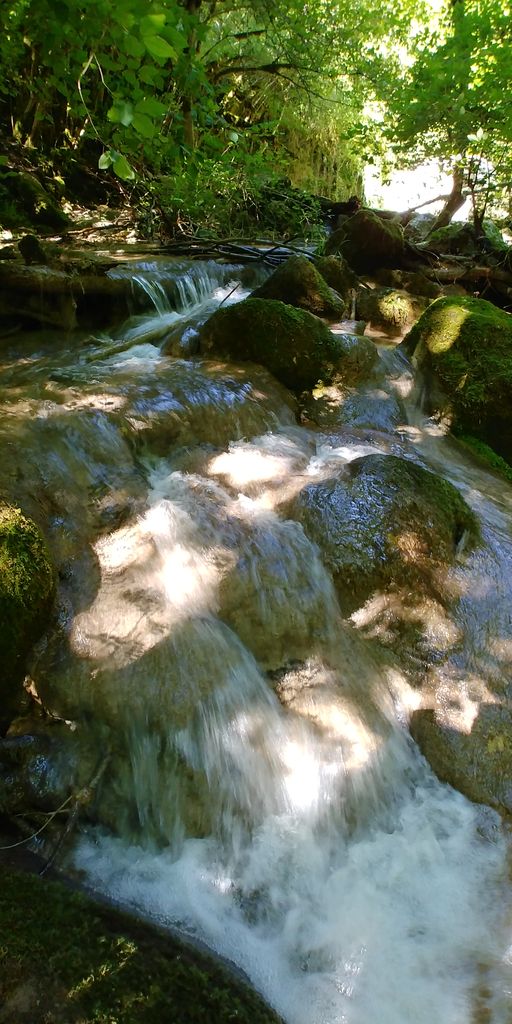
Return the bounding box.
[457,435,512,483]
[0,0,510,235]
[0,868,282,1023]
[0,503,54,717]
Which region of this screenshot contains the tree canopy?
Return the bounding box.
[0,0,510,231]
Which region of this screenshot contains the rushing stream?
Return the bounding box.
[1,257,512,1022]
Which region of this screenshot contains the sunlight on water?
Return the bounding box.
[5,255,509,1024]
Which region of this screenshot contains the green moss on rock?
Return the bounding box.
[0,170,69,231]
[356,287,427,334]
[427,222,478,256]
[0,503,54,717]
[251,254,345,320]
[313,255,357,301]
[404,295,512,463]
[0,868,283,1024]
[198,297,349,393]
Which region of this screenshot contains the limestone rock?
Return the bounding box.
[284,453,478,613]
[356,287,428,335]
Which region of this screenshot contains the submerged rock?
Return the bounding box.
[404,295,512,463]
[251,254,345,320]
[303,383,406,434]
[198,297,353,393]
[0,503,54,725]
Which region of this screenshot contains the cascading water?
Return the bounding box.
[1,256,511,1023]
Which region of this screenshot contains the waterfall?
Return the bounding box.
[1,256,511,1024]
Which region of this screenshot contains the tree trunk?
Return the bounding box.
[428,167,466,232]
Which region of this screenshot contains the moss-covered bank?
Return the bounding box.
[0,503,54,721]
[404,295,512,463]
[0,867,283,1024]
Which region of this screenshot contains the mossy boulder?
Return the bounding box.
[313,254,358,301]
[404,295,512,463]
[324,209,406,273]
[251,254,345,320]
[0,503,55,722]
[373,268,442,299]
[426,222,478,256]
[0,170,69,231]
[198,297,354,393]
[356,287,428,335]
[284,453,478,613]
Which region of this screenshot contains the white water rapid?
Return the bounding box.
[2,257,511,1023]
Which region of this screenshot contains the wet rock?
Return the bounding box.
[0,717,94,815]
[374,268,442,299]
[198,298,367,394]
[404,295,512,463]
[161,316,201,356]
[218,517,340,670]
[284,453,478,613]
[411,703,512,816]
[324,210,406,273]
[118,359,297,452]
[303,383,406,434]
[18,234,48,265]
[356,287,428,335]
[0,503,55,726]
[251,254,345,320]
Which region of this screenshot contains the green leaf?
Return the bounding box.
[107,100,133,127]
[135,97,168,117]
[113,154,135,180]
[123,34,145,59]
[138,66,158,85]
[143,35,177,60]
[98,152,113,169]
[131,112,156,138]
[167,27,188,53]
[140,14,166,35]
